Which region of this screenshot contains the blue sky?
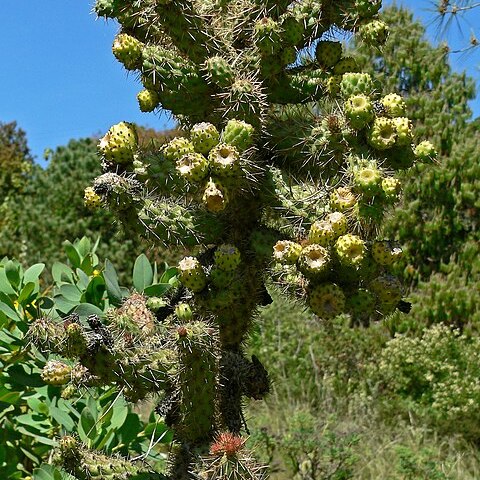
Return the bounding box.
[0,1,478,164]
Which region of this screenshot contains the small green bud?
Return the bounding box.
[175,303,193,321]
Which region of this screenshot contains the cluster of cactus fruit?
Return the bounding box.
[30,0,438,478]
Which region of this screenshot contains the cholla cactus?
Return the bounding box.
[29,0,437,478]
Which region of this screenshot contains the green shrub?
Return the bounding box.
[367,324,480,440]
[0,238,174,478]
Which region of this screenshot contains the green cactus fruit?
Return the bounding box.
[41,360,71,386]
[272,240,302,265]
[64,323,88,357]
[358,20,389,46]
[202,178,229,213]
[367,117,397,150]
[308,220,335,246]
[344,94,374,129]
[98,121,138,164]
[222,119,255,152]
[330,187,357,211]
[355,0,382,18]
[381,93,406,117]
[414,140,438,162]
[162,137,195,162]
[209,267,236,288]
[27,317,65,354]
[297,244,331,278]
[146,296,167,311]
[254,17,282,55]
[61,384,76,400]
[346,288,376,318]
[84,186,102,210]
[372,240,403,266]
[176,152,209,183]
[333,57,359,75]
[109,292,156,334]
[190,122,221,155]
[340,72,373,97]
[315,40,343,68]
[326,75,342,96]
[353,164,382,196]
[94,0,117,18]
[58,435,79,458]
[112,33,143,70]
[175,303,193,321]
[137,88,159,112]
[392,117,413,146]
[280,16,305,46]
[214,244,241,271]
[370,274,403,306]
[381,177,402,203]
[335,234,366,267]
[326,211,348,238]
[308,283,346,319]
[208,143,242,177]
[178,257,208,292]
[204,56,235,87]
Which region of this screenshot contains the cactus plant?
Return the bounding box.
[29,1,437,478]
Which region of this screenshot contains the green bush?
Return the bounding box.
[0,238,175,478]
[366,324,480,440]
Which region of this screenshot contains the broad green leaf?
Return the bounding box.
[95,427,115,450]
[15,413,50,429]
[110,397,129,430]
[80,255,94,275]
[33,465,56,480]
[17,282,36,305]
[87,396,99,422]
[27,396,50,415]
[74,303,105,318]
[133,254,154,292]
[0,268,16,294]
[37,296,55,310]
[49,406,75,431]
[160,266,178,284]
[63,240,82,268]
[143,283,171,297]
[52,262,74,284]
[76,268,91,290]
[23,263,45,284]
[4,260,20,289]
[58,284,82,302]
[8,364,44,387]
[84,276,106,306]
[78,407,97,443]
[16,426,57,445]
[92,236,101,254]
[117,413,142,446]
[0,301,21,322]
[52,295,77,315]
[0,389,22,404]
[20,446,40,465]
[75,237,91,258]
[103,260,123,306]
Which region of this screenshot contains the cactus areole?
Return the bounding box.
[33,0,438,478]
